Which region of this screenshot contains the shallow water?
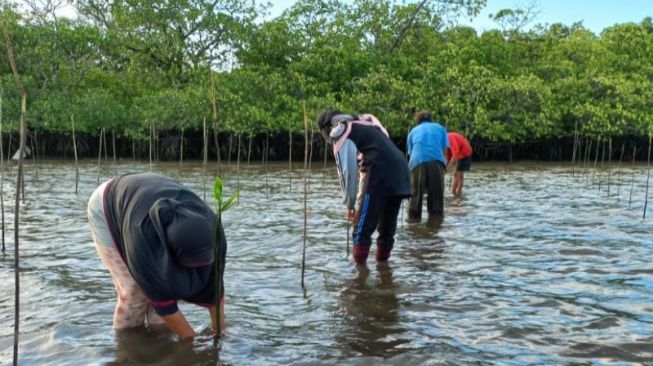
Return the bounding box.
[1,159,652,365]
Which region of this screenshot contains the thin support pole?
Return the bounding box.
[203,117,208,201]
[643,136,651,219]
[236,134,241,204]
[301,101,308,288]
[96,128,104,186]
[71,115,79,195]
[629,146,637,208]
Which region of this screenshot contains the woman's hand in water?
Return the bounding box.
[347,209,356,223]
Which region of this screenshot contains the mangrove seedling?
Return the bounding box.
[212,178,239,338]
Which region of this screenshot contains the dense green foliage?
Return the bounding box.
[0,0,652,143]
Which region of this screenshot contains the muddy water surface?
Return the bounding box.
[0,160,652,365]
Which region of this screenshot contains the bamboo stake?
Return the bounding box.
[617,144,625,198]
[598,138,606,191]
[132,138,135,161]
[236,133,241,204]
[644,136,651,219]
[592,137,600,187]
[203,117,208,201]
[571,121,578,176]
[607,138,612,196]
[3,21,27,365]
[71,115,79,195]
[154,123,159,162]
[288,126,292,191]
[301,102,308,288]
[247,133,252,166]
[210,70,221,177]
[96,128,104,186]
[149,121,153,168]
[31,129,38,180]
[308,126,314,172]
[179,127,184,166]
[112,129,117,175]
[0,95,4,253]
[6,131,12,164]
[584,138,592,184]
[102,127,108,161]
[629,146,637,208]
[265,132,269,198]
[346,219,350,258]
[227,133,233,166]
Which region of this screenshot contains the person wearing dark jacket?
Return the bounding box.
[318,109,411,264]
[87,173,226,339]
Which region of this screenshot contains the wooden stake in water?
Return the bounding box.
[617,144,625,198]
[607,138,612,197]
[149,121,153,168]
[265,132,269,198]
[71,115,79,194]
[112,129,117,176]
[643,136,651,219]
[629,146,637,208]
[288,124,293,192]
[3,20,26,365]
[0,95,4,253]
[179,127,184,166]
[203,117,208,201]
[237,133,241,204]
[247,133,252,166]
[227,133,233,166]
[210,71,221,177]
[96,128,104,186]
[571,121,578,176]
[301,102,308,288]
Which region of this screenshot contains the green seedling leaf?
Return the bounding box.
[221,190,240,212]
[213,179,223,202]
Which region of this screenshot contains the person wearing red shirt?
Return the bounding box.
[445,132,473,195]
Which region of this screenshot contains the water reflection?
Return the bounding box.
[336,263,407,358]
[108,327,220,365]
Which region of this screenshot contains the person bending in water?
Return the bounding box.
[318,109,411,264]
[87,173,226,339]
[446,132,473,195]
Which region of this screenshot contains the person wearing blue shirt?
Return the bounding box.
[406,110,449,220]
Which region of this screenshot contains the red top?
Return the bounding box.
[446,132,473,161]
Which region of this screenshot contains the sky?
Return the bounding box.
[266,0,653,34]
[53,0,652,34]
